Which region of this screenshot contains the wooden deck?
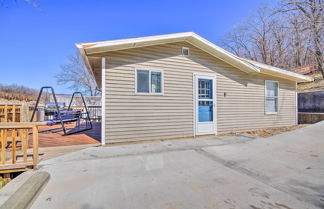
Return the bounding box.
[0,122,100,181]
[1,122,42,174]
[30,122,101,147]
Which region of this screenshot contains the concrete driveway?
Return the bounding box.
[31,122,324,209]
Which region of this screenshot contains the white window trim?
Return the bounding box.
[135,68,164,95]
[295,81,298,125]
[265,80,279,115]
[101,57,106,145]
[182,47,190,56]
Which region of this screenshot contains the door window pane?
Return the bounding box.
[151,71,161,93]
[198,101,213,122]
[198,79,212,99]
[137,70,149,93]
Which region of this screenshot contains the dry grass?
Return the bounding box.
[0,84,38,102]
[218,124,309,138]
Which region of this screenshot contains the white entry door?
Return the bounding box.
[195,74,216,135]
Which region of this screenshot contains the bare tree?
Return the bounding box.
[278,0,324,77]
[221,6,290,68]
[221,1,323,78]
[288,15,308,67]
[56,52,100,96]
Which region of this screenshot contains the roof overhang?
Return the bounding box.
[240,59,313,82]
[76,43,98,87]
[76,32,312,86]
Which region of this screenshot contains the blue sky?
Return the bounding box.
[0,0,278,94]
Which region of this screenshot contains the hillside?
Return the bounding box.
[0,84,38,102]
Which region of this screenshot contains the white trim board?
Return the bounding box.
[295,82,298,125]
[101,57,106,145]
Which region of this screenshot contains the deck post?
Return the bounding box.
[101,57,106,145]
[11,129,16,164]
[32,125,39,169]
[1,129,5,164]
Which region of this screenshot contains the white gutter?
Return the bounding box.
[244,59,312,82]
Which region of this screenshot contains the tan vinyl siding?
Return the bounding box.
[101,42,296,143]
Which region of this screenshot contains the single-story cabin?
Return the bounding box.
[76,32,312,144]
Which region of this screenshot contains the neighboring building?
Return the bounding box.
[77,32,312,144]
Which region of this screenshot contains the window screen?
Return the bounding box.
[137,70,149,93]
[151,71,162,93]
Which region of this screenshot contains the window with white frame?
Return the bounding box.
[265,80,279,114]
[136,69,163,94]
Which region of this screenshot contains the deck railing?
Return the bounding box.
[0,122,45,174]
[29,105,101,122]
[0,105,23,122]
[71,105,102,121]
